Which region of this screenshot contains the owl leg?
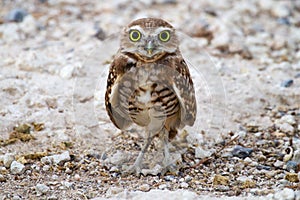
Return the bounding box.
[123,134,153,176]
[160,128,178,175]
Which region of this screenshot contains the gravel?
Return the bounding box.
[0,0,300,199]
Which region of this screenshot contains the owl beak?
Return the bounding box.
[145,40,154,55]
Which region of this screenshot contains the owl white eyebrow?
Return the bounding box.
[154,27,172,34]
[128,25,146,35]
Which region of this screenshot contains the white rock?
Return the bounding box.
[274,188,295,200]
[108,151,128,165]
[243,157,253,164]
[139,184,150,192]
[3,153,15,168]
[51,151,71,165]
[158,184,167,189]
[293,150,300,163]
[10,161,25,175]
[278,123,294,133]
[237,176,253,182]
[195,147,211,159]
[271,3,290,18]
[19,15,36,34]
[36,183,49,194]
[41,156,52,165]
[60,65,75,79]
[280,115,296,125]
[180,182,189,188]
[274,160,284,168]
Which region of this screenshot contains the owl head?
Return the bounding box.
[120,18,179,62]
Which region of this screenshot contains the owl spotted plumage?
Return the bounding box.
[105,18,196,175]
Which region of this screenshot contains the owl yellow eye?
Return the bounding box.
[129,30,141,42]
[158,30,170,42]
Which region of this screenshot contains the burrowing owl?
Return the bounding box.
[105,18,196,175]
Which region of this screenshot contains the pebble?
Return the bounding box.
[139,184,150,192]
[280,79,293,88]
[213,175,229,186]
[3,153,15,168]
[285,161,299,172]
[273,160,284,168]
[231,145,253,158]
[195,147,211,159]
[243,157,253,164]
[158,184,167,189]
[42,165,51,172]
[279,115,296,125]
[44,151,71,165]
[278,123,294,133]
[293,150,300,163]
[180,182,189,188]
[5,8,28,22]
[10,161,25,175]
[60,65,75,79]
[273,188,295,200]
[74,174,80,181]
[19,15,37,35]
[36,183,50,194]
[271,3,290,18]
[0,174,6,182]
[285,172,299,182]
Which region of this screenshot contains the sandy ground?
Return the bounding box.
[0,0,300,199]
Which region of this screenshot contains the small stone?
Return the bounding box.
[108,150,127,165]
[94,27,106,41]
[0,174,6,182]
[286,161,299,172]
[280,115,296,125]
[12,195,22,200]
[164,175,175,182]
[274,188,295,200]
[180,182,189,188]
[232,145,253,158]
[10,161,25,175]
[42,165,51,172]
[65,168,72,174]
[278,123,294,133]
[283,147,294,162]
[293,150,300,163]
[109,166,119,172]
[48,151,71,165]
[280,79,293,88]
[5,8,28,22]
[60,65,75,79]
[158,184,167,189]
[243,157,253,164]
[274,160,284,168]
[36,183,49,194]
[184,175,192,182]
[256,165,271,170]
[271,3,290,18]
[213,175,229,186]
[3,153,15,168]
[62,181,74,188]
[285,172,299,182]
[74,174,80,181]
[195,147,211,159]
[139,184,150,192]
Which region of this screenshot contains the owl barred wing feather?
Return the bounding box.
[162,55,197,127]
[105,53,136,129]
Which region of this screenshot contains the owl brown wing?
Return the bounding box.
[170,56,197,127]
[105,53,136,130]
